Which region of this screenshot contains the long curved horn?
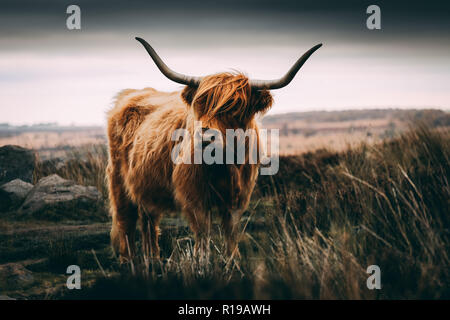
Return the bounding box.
[250,43,322,90]
[136,37,322,90]
[135,37,202,86]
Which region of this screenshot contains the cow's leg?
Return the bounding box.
[110,201,138,263]
[139,207,162,259]
[108,164,138,263]
[184,209,211,260]
[220,209,241,257]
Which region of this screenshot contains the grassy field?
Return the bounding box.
[0,123,449,299]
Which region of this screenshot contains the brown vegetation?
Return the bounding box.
[53,124,450,299]
[1,116,448,299]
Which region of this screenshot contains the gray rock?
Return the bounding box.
[20,174,104,221]
[0,295,16,300]
[0,179,34,212]
[0,145,36,185]
[0,263,34,288]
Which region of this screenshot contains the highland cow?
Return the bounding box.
[106,37,321,262]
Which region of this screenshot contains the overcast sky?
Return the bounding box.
[1,0,449,125]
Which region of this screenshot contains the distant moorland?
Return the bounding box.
[1,109,449,156]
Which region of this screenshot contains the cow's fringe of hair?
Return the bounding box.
[192,72,252,122]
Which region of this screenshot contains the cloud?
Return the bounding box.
[0,0,449,124]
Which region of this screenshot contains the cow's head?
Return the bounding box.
[135,37,321,134]
[180,73,273,132]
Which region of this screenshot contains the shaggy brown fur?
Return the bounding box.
[106,73,273,261]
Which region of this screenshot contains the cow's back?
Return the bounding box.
[107,88,187,211]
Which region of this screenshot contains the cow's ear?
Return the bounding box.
[252,89,273,115]
[181,86,197,106]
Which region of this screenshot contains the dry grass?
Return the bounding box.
[33,144,109,200]
[54,124,450,300]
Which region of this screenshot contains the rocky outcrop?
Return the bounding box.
[0,145,36,185]
[0,179,34,212]
[20,174,105,221]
